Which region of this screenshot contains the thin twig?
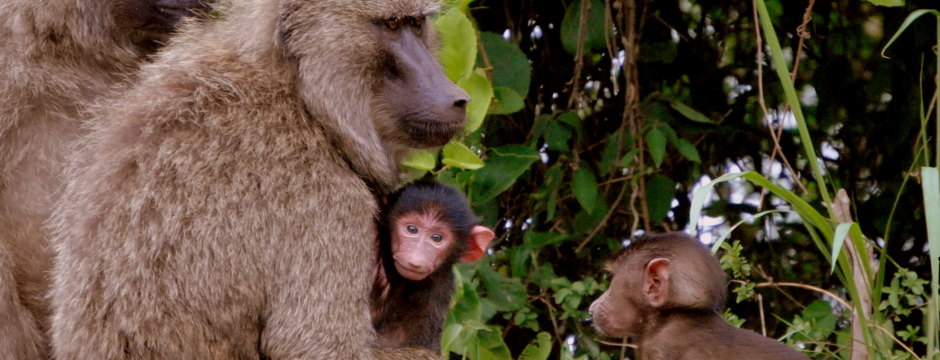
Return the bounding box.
[568,0,592,109]
[576,182,629,253]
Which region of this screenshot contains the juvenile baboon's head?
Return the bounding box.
[589,233,727,337]
[275,0,470,189]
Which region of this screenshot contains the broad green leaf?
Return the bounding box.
[620,148,640,168]
[458,71,494,134]
[544,121,572,152]
[518,332,552,360]
[479,32,531,96]
[794,300,838,342]
[400,150,436,171]
[556,112,584,139]
[449,281,483,324]
[508,246,531,278]
[572,168,599,214]
[646,174,675,225]
[646,128,666,168]
[574,200,608,235]
[475,330,513,360]
[435,9,477,82]
[469,145,539,204]
[669,100,715,124]
[560,0,607,55]
[477,267,527,312]
[440,324,464,358]
[442,142,485,170]
[674,138,701,163]
[488,87,525,115]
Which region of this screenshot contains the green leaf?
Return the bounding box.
[572,168,599,214]
[556,112,584,139]
[674,138,701,163]
[646,174,675,225]
[442,142,485,170]
[400,150,436,171]
[669,100,715,124]
[865,0,904,6]
[475,330,513,360]
[458,71,494,134]
[469,145,539,204]
[646,128,666,168]
[518,332,553,360]
[449,281,483,324]
[435,9,477,82]
[479,32,531,96]
[883,10,939,57]
[489,87,524,115]
[544,121,572,152]
[477,266,527,312]
[508,246,531,278]
[560,0,607,55]
[440,323,464,357]
[830,222,853,274]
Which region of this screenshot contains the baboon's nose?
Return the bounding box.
[448,87,470,111]
[453,97,469,110]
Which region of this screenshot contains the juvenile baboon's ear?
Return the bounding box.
[643,258,671,308]
[460,226,495,262]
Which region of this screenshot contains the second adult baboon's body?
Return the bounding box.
[48,0,466,358]
[0,1,210,358]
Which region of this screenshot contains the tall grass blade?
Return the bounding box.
[921,167,940,357]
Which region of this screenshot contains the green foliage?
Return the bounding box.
[560,0,608,55]
[427,0,940,358]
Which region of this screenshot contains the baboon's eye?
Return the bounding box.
[386,19,400,31]
[431,234,443,242]
[413,17,425,29]
[407,225,418,234]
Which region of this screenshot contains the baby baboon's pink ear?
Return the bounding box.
[460,226,495,262]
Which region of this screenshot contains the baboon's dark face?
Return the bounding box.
[376,16,470,148]
[115,0,211,39]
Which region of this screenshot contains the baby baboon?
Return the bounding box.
[372,181,495,351]
[0,1,210,358]
[589,232,808,360]
[48,0,467,359]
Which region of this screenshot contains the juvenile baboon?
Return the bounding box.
[589,233,808,360]
[48,0,468,358]
[0,1,210,358]
[372,181,495,350]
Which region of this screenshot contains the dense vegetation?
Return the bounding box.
[417,0,940,358]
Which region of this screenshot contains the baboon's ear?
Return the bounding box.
[643,258,671,308]
[460,226,495,262]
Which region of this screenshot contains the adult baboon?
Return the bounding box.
[48,0,468,358]
[0,1,211,358]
